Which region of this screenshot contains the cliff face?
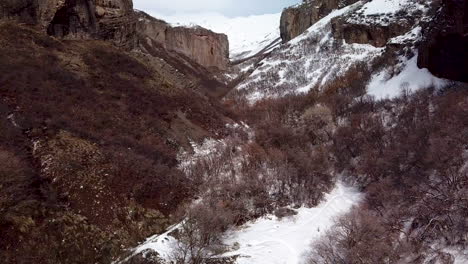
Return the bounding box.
[0,0,136,48]
[331,17,413,48]
[0,20,231,264]
[418,0,468,82]
[0,1,229,71]
[136,12,229,71]
[279,0,359,42]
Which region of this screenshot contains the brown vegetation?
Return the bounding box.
[0,22,231,264]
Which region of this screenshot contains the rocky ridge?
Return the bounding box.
[418,0,468,82]
[136,11,229,71]
[280,0,360,42]
[232,0,455,102]
[0,0,229,70]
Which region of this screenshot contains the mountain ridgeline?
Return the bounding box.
[279,0,468,82]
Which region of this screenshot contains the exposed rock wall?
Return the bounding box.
[331,17,413,48]
[0,2,229,70]
[418,0,468,82]
[136,11,229,71]
[0,0,137,48]
[0,0,64,26]
[280,0,359,42]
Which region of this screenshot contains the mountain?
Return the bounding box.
[229,0,458,103]
[0,0,467,264]
[149,12,282,60]
[124,1,468,263]
[0,0,236,263]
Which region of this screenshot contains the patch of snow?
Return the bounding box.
[290,2,363,45]
[177,138,226,171]
[445,248,468,264]
[236,1,387,103]
[222,182,363,264]
[366,54,449,100]
[389,26,422,44]
[347,0,430,26]
[117,182,361,264]
[148,12,281,59]
[361,0,410,15]
[116,223,181,263]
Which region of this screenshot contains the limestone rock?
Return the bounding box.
[0,0,137,48]
[280,0,359,42]
[331,17,412,47]
[0,2,229,70]
[418,0,468,82]
[136,11,229,71]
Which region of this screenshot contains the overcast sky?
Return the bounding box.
[133,0,301,17]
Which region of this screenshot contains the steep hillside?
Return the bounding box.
[0,12,233,264]
[229,0,457,102]
[120,1,467,264]
[150,12,282,60]
[1,0,467,264]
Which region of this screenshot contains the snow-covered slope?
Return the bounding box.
[121,182,362,264]
[222,182,362,264]
[148,12,281,60]
[231,0,449,102]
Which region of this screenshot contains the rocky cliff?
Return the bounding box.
[331,15,414,48]
[279,0,359,42]
[418,0,468,82]
[0,0,137,48]
[0,19,232,264]
[0,1,229,70]
[136,11,229,71]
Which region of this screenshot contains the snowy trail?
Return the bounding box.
[122,182,362,264]
[222,182,362,264]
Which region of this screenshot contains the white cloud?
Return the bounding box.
[136,0,232,13]
[134,0,300,17]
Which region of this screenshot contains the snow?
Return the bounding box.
[388,26,422,45]
[222,182,362,264]
[147,12,281,59]
[237,1,386,102]
[367,55,449,100]
[445,248,468,264]
[119,223,181,263]
[347,0,429,26]
[117,182,362,264]
[361,0,410,15]
[177,138,226,171]
[289,2,362,45]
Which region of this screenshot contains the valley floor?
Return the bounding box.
[130,182,362,264]
[221,182,362,264]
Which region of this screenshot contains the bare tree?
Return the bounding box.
[171,204,233,264]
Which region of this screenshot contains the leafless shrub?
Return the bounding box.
[171,204,233,264]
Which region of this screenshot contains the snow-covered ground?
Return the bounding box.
[232,0,447,103]
[147,12,281,59]
[221,182,362,264]
[367,54,449,100]
[125,182,362,264]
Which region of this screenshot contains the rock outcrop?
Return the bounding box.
[418,0,468,82]
[280,0,359,42]
[0,1,229,71]
[136,11,229,71]
[0,0,137,48]
[331,16,413,48]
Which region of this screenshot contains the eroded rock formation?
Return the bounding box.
[418,0,468,82]
[279,0,359,42]
[0,0,137,48]
[136,11,229,71]
[0,1,229,70]
[331,18,413,47]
